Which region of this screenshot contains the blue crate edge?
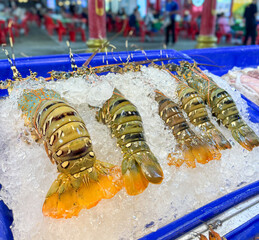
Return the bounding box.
[0,46,258,240]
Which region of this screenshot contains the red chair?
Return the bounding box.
[0,20,7,44]
[75,25,86,42]
[123,19,136,37]
[17,16,29,36]
[75,19,87,41]
[115,17,123,32]
[188,20,199,40]
[256,25,259,45]
[180,20,190,38]
[139,21,154,42]
[216,23,232,44]
[67,23,76,42]
[25,12,40,26]
[67,19,86,42]
[107,17,113,32]
[69,28,86,42]
[44,15,58,35]
[174,22,181,42]
[57,20,67,41]
[32,14,41,27]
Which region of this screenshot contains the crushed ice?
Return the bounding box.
[0,66,258,240]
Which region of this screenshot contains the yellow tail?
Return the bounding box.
[122,152,164,196]
[231,125,259,151]
[168,140,221,168]
[209,128,232,150]
[42,161,123,219]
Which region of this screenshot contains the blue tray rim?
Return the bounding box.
[224,214,259,239]
[139,181,259,240]
[0,46,259,240]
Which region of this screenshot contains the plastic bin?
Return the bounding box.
[181,46,259,77]
[0,46,258,240]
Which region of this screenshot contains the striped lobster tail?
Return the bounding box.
[96,88,164,196]
[155,90,221,167]
[179,61,259,151]
[176,83,232,151]
[18,88,123,218]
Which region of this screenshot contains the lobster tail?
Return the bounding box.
[176,83,231,151]
[209,87,259,151]
[122,151,163,195]
[230,121,259,151]
[167,130,221,168]
[178,62,259,151]
[189,143,218,164]
[155,90,221,167]
[202,124,232,150]
[137,152,164,183]
[97,89,164,195]
[188,136,220,165]
[19,89,123,218]
[42,160,123,219]
[122,158,149,196]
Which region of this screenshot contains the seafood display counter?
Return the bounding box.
[0,46,258,240]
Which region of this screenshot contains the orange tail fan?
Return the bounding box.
[122,152,164,196]
[42,161,123,219]
[167,137,221,168]
[208,128,232,150]
[231,124,259,151]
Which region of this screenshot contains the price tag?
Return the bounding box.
[192,0,205,7]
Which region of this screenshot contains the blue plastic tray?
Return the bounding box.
[225,214,259,240]
[140,181,259,240]
[181,45,259,76]
[0,46,258,240]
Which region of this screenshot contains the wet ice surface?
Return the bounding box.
[0,66,258,240]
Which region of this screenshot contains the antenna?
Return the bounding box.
[125,29,135,63]
[83,18,128,67]
[8,21,16,66]
[2,44,21,81]
[66,41,78,71]
[109,43,118,62]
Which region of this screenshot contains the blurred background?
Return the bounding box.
[0,0,258,58]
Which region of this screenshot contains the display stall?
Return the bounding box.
[0,46,258,240]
